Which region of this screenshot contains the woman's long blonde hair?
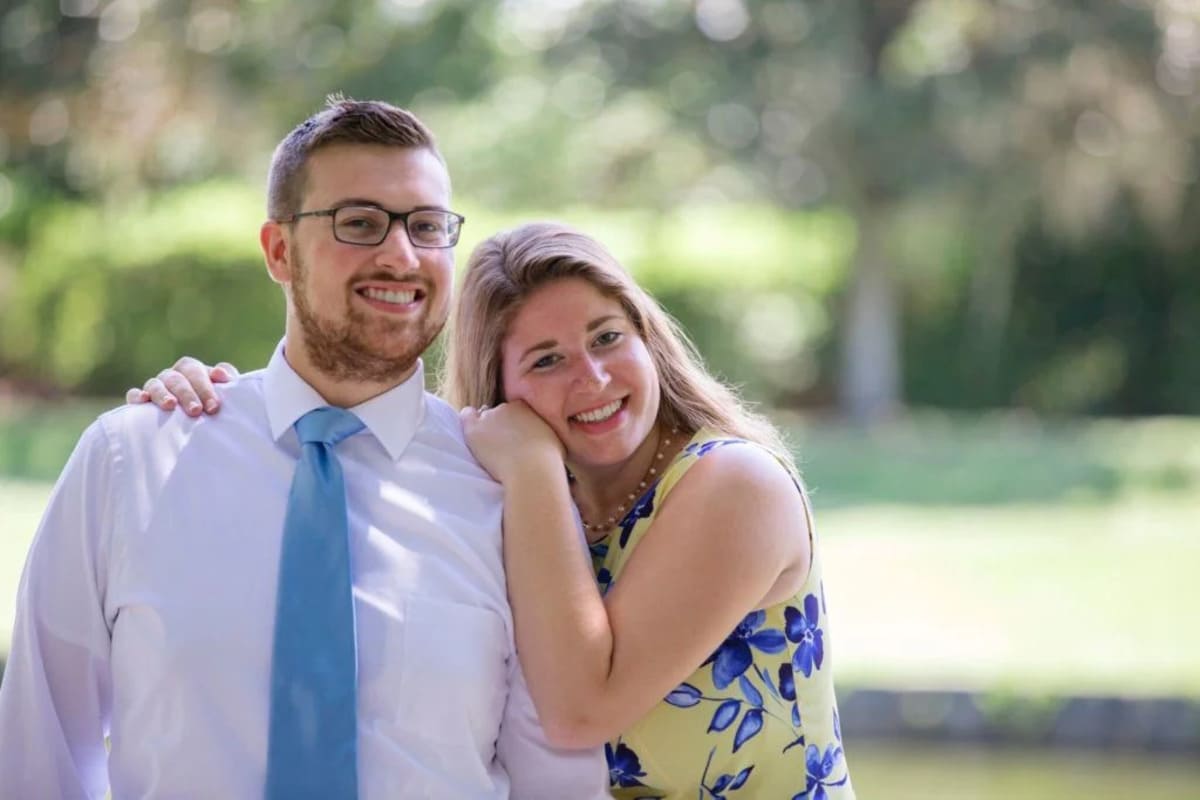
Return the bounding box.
[441,221,796,471]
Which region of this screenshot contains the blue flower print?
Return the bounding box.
[785,594,825,677]
[758,665,782,701]
[596,567,613,595]
[617,486,656,548]
[684,438,744,458]
[790,743,847,800]
[708,765,754,797]
[699,746,755,799]
[706,610,788,689]
[606,740,648,788]
[589,539,609,561]
[665,682,703,708]
[807,743,846,790]
[708,699,741,733]
[778,663,796,701]
[778,663,807,753]
[733,709,764,753]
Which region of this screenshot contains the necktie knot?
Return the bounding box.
[295,407,365,446]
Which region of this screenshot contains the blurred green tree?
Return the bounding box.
[1,0,1198,415]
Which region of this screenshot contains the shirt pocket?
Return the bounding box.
[395,596,510,750]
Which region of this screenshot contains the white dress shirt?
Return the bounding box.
[0,344,608,799]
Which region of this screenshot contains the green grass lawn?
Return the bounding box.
[783,411,1200,698]
[817,498,1199,696]
[848,742,1200,800]
[0,478,53,644]
[0,397,121,646]
[2,402,1198,699]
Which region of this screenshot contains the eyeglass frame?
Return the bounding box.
[278,204,466,249]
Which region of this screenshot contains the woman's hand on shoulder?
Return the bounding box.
[124,357,239,417]
[460,399,564,485]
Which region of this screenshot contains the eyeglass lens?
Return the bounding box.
[332,206,460,247]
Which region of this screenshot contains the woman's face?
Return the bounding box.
[500,277,661,471]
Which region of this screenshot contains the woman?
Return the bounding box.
[132,222,853,799]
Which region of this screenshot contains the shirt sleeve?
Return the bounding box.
[495,650,610,800]
[0,420,117,799]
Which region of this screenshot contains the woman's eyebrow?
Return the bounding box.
[586,315,622,332]
[519,315,624,363]
[519,338,557,363]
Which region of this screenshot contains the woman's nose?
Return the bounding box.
[575,356,609,388]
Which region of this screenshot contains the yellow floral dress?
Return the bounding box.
[589,430,854,799]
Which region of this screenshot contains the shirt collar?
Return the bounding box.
[263,340,426,462]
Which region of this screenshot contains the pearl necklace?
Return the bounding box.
[578,429,680,535]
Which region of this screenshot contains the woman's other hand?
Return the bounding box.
[460,400,564,485]
[124,357,239,416]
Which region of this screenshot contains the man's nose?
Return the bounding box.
[374,222,422,270]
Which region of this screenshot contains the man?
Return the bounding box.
[0,98,608,799]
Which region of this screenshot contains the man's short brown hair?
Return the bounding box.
[266,95,443,220]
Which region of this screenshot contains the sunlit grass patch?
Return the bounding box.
[784,411,1200,509]
[848,742,1200,800]
[818,499,1200,698]
[0,479,53,646]
[1,406,1197,699]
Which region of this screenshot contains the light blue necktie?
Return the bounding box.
[265,407,365,800]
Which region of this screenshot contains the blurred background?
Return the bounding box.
[1,0,1198,796]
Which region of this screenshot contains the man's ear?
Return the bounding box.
[260,220,292,285]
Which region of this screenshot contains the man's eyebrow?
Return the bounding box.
[327,199,450,212]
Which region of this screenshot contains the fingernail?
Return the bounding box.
[204,399,219,413]
[164,398,176,409]
[187,402,202,415]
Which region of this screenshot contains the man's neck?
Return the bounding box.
[282,333,418,408]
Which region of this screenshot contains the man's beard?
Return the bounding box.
[290,252,445,385]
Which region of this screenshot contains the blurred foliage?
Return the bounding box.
[1,0,1198,416]
[1,183,281,394]
[0,178,854,402]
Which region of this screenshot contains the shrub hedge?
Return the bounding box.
[0,184,849,406]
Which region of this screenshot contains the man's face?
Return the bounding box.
[275,143,455,385]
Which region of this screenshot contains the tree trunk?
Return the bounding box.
[832,0,915,424]
[838,204,901,424]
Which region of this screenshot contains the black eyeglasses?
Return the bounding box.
[280,205,465,248]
